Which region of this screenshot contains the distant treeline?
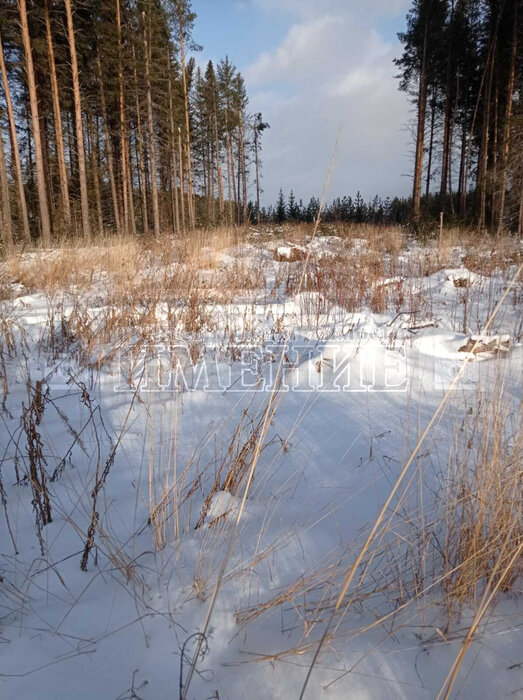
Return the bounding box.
[250,190,411,225]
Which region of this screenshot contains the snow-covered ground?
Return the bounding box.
[0,231,522,698]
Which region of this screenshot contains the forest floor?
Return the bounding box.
[0,224,522,699]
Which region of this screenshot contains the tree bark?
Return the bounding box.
[226,130,235,224]
[178,128,186,230]
[518,187,523,237]
[477,25,497,231]
[0,117,13,251]
[236,134,241,223]
[425,87,437,200]
[490,80,499,227]
[214,114,224,218]
[254,125,260,220]
[167,55,180,234]
[144,9,160,236]
[88,115,103,234]
[440,96,452,204]
[116,0,136,237]
[133,43,149,234]
[413,18,428,220]
[496,3,518,234]
[177,8,195,229]
[239,112,248,223]
[19,0,52,244]
[458,120,467,217]
[0,33,31,244]
[97,55,121,234]
[440,1,455,208]
[45,0,71,230]
[65,0,90,239]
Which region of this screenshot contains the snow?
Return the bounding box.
[0,234,522,699]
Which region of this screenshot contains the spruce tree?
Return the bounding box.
[276,188,286,223]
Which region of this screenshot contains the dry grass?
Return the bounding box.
[226,368,522,688]
[1,224,521,696]
[442,379,521,614]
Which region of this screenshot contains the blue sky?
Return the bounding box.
[192,1,290,67]
[192,0,413,207]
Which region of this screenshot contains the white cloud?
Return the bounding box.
[246,15,341,85]
[242,2,413,205]
[251,0,410,20]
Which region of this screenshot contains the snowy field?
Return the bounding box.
[0,226,521,699]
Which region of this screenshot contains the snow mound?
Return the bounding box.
[444,268,480,288]
[202,490,261,528]
[274,244,308,262]
[413,330,473,360]
[306,235,345,257]
[414,330,511,362]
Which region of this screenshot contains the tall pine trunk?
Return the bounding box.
[116,0,136,237]
[236,134,241,223]
[45,1,71,230]
[496,4,517,234]
[477,53,495,231]
[178,128,186,230]
[177,10,195,229]
[65,0,90,239]
[489,79,499,229]
[0,33,31,243]
[19,0,52,244]
[144,9,160,237]
[439,2,455,209]
[254,127,260,221]
[214,114,224,218]
[133,43,149,234]
[477,11,498,231]
[239,113,248,223]
[458,120,467,217]
[413,17,428,220]
[0,118,13,251]
[97,55,121,234]
[425,86,437,200]
[167,55,180,234]
[88,115,103,234]
[226,130,235,224]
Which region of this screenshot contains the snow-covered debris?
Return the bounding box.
[273,243,308,262]
[458,334,511,358]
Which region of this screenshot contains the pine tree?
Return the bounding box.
[0,0,261,243]
[65,0,90,239]
[19,0,52,243]
[306,196,320,223]
[397,0,521,230]
[0,30,31,243]
[0,112,13,250]
[396,0,449,220]
[44,0,71,230]
[287,189,299,220]
[218,56,238,223]
[252,112,269,221]
[276,188,286,223]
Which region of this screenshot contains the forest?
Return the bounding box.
[0,0,521,245]
[395,0,521,232]
[0,0,265,250]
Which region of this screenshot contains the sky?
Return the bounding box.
[191,0,414,208]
